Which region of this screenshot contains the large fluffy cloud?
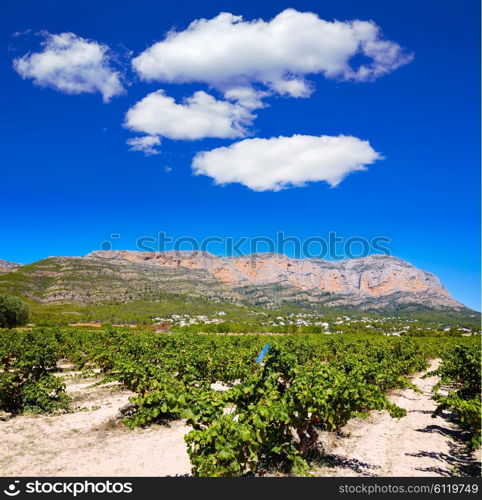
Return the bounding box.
[132,9,413,98]
[124,89,255,140]
[13,32,124,102]
[192,135,382,191]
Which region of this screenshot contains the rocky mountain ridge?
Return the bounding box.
[0,259,21,274]
[0,251,467,311]
[84,251,462,310]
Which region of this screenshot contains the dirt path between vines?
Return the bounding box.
[0,373,192,476]
[0,360,479,477]
[317,359,480,477]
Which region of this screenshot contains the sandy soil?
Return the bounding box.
[0,360,479,477]
[316,360,480,477]
[0,373,191,476]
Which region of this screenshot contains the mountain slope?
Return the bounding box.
[0,256,241,305]
[0,251,469,314]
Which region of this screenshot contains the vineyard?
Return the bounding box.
[0,327,480,476]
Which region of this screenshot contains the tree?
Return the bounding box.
[0,295,29,328]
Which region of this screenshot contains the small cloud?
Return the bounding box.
[13,31,124,102]
[124,89,257,141]
[165,166,173,172]
[192,134,382,192]
[126,135,161,155]
[12,29,33,38]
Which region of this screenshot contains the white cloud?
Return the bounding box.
[126,135,161,155]
[132,9,413,98]
[223,86,269,109]
[192,134,382,191]
[124,89,255,140]
[13,32,124,102]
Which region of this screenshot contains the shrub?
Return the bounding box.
[0,295,29,328]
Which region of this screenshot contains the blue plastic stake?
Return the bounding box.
[256,343,270,364]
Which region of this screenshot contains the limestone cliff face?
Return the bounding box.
[86,251,458,307]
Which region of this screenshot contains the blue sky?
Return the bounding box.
[0,0,480,310]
